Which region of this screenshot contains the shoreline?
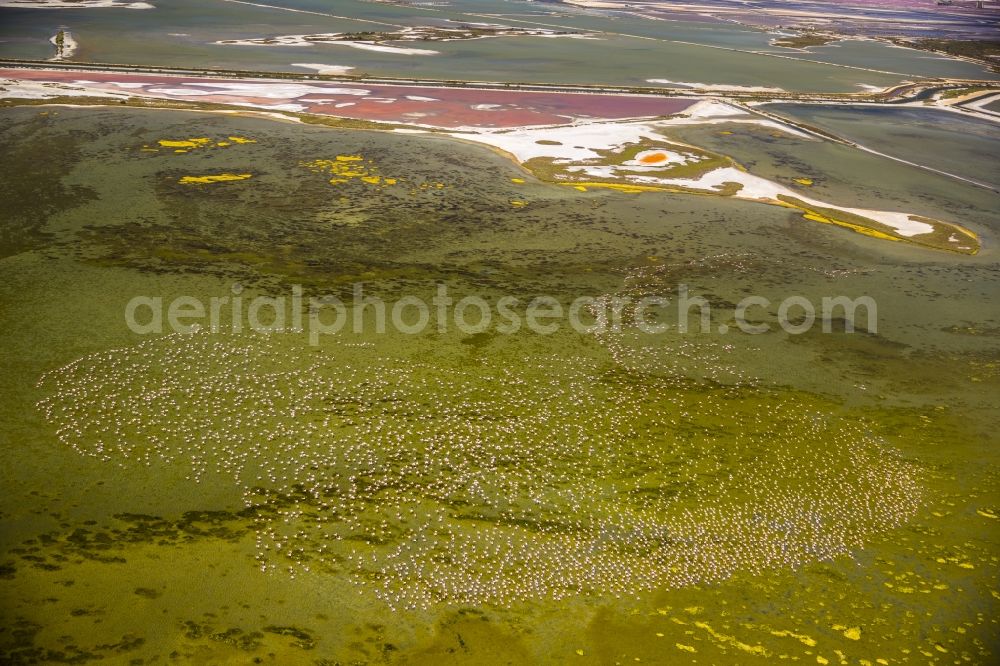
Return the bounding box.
[3,58,998,106]
[48,30,78,61]
[0,91,982,256]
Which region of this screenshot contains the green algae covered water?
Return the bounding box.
[0,106,998,664]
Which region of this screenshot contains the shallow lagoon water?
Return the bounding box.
[791,39,1000,81]
[0,106,998,663]
[764,104,1000,189]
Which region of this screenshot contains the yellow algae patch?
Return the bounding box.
[178,173,252,185]
[302,157,405,189]
[158,138,212,149]
[799,211,901,242]
[817,657,829,665]
[976,508,998,519]
[769,629,817,647]
[510,200,527,207]
[563,182,667,194]
[676,644,696,653]
[574,185,588,192]
[694,622,768,657]
[575,649,584,656]
[511,177,526,184]
[839,626,861,641]
[794,177,814,186]
[152,136,254,154]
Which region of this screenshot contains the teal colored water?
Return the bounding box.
[1,0,993,90]
[788,39,1000,80]
[764,104,1000,188]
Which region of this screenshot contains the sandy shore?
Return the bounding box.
[49,30,78,61]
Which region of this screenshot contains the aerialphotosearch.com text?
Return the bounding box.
[125,283,876,345]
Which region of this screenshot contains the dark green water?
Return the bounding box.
[0,105,997,664]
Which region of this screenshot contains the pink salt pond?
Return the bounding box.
[0,68,698,129]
